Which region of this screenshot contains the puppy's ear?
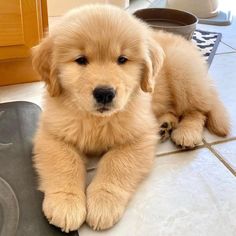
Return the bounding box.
[141,41,164,93]
[32,37,61,97]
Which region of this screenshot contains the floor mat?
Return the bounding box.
[0,102,79,236]
[192,29,222,66]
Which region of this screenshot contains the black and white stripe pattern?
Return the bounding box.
[192,30,222,65]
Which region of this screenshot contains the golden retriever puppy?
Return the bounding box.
[33,5,159,232]
[32,4,229,232]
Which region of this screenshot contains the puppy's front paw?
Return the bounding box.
[43,192,86,232]
[171,127,202,149]
[86,185,127,231]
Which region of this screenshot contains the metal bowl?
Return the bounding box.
[133,8,198,40]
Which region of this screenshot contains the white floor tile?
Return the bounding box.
[203,53,236,143]
[0,82,45,108]
[216,42,236,54]
[212,140,236,171]
[80,148,236,236]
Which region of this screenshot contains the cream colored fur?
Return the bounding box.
[32,4,230,232]
[151,31,230,147]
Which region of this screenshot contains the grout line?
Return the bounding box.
[156,144,205,157]
[220,41,236,51]
[203,136,236,145]
[86,140,236,173]
[203,140,236,177]
[215,51,236,55]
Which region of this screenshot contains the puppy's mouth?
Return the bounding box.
[97,106,110,113]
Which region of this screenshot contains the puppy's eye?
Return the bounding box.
[117,56,128,65]
[75,56,88,65]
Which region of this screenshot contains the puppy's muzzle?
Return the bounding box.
[93,87,116,105]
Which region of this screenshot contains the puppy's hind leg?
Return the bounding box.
[206,92,230,137]
[158,113,179,142]
[171,111,206,149]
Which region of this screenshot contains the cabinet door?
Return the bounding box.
[0,0,48,86]
[0,0,46,60]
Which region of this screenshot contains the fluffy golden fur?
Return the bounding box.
[32,4,230,232]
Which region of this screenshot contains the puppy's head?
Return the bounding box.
[32,5,164,116]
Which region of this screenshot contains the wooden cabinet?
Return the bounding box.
[0,0,48,86]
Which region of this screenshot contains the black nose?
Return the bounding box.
[93,87,116,104]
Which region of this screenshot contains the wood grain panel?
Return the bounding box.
[0,0,47,86]
[0,0,24,46]
[0,58,40,86]
[0,0,44,60]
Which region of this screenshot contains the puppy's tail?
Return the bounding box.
[206,91,230,137]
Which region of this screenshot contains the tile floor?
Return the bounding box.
[0,0,236,235]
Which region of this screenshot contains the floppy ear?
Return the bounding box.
[32,37,61,97]
[141,41,164,93]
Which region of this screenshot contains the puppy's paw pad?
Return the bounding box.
[43,192,86,232]
[159,122,173,142]
[171,128,202,149]
[86,187,126,231]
